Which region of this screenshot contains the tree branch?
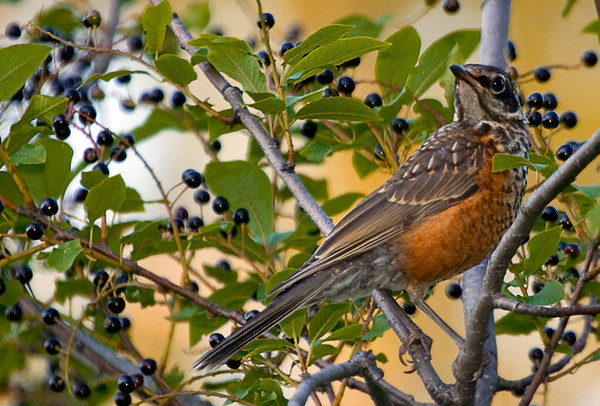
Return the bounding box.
[493,295,600,317]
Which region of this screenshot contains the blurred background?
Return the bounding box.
[1,0,600,404]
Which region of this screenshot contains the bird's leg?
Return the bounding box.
[412,297,465,349]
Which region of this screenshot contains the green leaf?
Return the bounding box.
[10,144,46,165]
[0,44,51,101]
[375,26,421,103]
[296,97,382,122]
[205,161,273,241]
[55,279,94,304]
[46,240,83,272]
[287,37,389,84]
[583,280,600,297]
[246,97,285,113]
[585,349,600,365]
[572,184,600,199]
[119,188,145,213]
[11,95,68,131]
[524,227,562,275]
[207,44,266,93]
[352,151,379,178]
[189,312,228,346]
[142,0,173,54]
[323,324,363,342]
[80,169,107,189]
[322,193,363,216]
[243,338,294,359]
[204,265,237,284]
[38,5,80,32]
[81,70,148,86]
[583,19,600,44]
[584,203,600,236]
[336,14,389,38]
[495,312,538,335]
[283,24,354,66]
[85,175,127,222]
[562,0,579,16]
[492,153,531,172]
[524,280,565,305]
[18,138,72,202]
[132,109,186,143]
[308,302,351,341]
[299,140,333,162]
[155,54,197,85]
[125,286,156,308]
[0,280,23,307]
[280,308,307,339]
[183,1,211,31]
[191,48,208,65]
[265,268,297,296]
[308,343,340,365]
[407,30,480,97]
[362,314,390,341]
[208,281,257,309]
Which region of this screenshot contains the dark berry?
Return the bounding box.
[74,382,91,398]
[245,310,259,322]
[120,134,135,147]
[63,88,80,105]
[40,198,59,216]
[532,281,544,293]
[97,130,114,146]
[148,88,164,103]
[42,307,60,325]
[26,222,44,240]
[445,282,462,299]
[336,76,355,95]
[14,264,33,284]
[53,114,69,131]
[139,358,157,375]
[114,392,132,406]
[564,244,580,258]
[44,337,61,355]
[48,375,65,392]
[541,111,559,129]
[186,216,204,231]
[171,91,186,107]
[108,297,126,314]
[93,162,109,175]
[540,206,558,222]
[217,260,231,271]
[93,269,109,290]
[341,57,361,68]
[104,315,122,333]
[211,140,222,152]
[560,111,577,128]
[562,330,577,346]
[322,88,335,97]
[167,218,184,234]
[527,110,542,127]
[132,373,144,387]
[5,23,21,39]
[117,74,131,84]
[55,126,71,140]
[212,196,230,214]
[110,146,127,162]
[316,69,335,84]
[118,375,136,394]
[0,279,5,295]
[79,104,97,125]
[300,121,317,138]
[209,332,224,348]
[59,45,75,62]
[5,304,22,321]
[566,267,580,278]
[556,143,574,161]
[120,317,131,330]
[82,10,102,28]
[257,50,270,66]
[279,41,294,56]
[443,0,460,13]
[84,148,98,164]
[50,80,65,96]
[226,358,241,369]
[233,208,250,225]
[543,93,558,110]
[559,214,573,231]
[193,189,210,204]
[188,281,200,293]
[526,93,543,110]
[507,40,517,61]
[581,50,598,67]
[182,169,203,188]
[0,200,4,214]
[127,35,143,51]
[528,347,543,362]
[364,92,383,108]
[544,326,555,340]
[533,66,551,82]
[257,12,275,30]
[391,118,409,133]
[545,255,559,266]
[403,302,416,315]
[38,27,56,43]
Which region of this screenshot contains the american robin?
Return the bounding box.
[194,64,530,371]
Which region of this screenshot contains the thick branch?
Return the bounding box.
[493,295,600,317]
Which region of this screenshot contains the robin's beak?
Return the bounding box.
[450,64,479,88]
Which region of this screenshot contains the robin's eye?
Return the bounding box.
[491,76,506,93]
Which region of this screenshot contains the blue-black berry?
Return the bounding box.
[300,121,317,138]
[42,307,60,325]
[74,382,91,398]
[279,41,294,56]
[533,66,551,82]
[527,110,542,127]
[233,208,250,224]
[49,375,66,392]
[139,358,157,375]
[182,169,203,188]
[316,69,335,84]
[526,93,543,110]
[108,297,126,314]
[209,332,224,348]
[14,264,33,284]
[543,93,558,110]
[26,222,44,240]
[44,337,61,355]
[391,118,409,134]
[541,111,559,129]
[40,198,59,216]
[528,347,543,362]
[118,375,136,393]
[186,216,204,232]
[581,50,598,67]
[5,23,21,39]
[194,189,210,204]
[336,76,355,95]
[364,93,382,108]
[257,12,275,30]
[212,196,229,214]
[104,315,122,333]
[171,91,186,107]
[507,40,517,61]
[540,206,558,222]
[114,392,132,406]
[5,304,22,321]
[78,104,97,125]
[560,111,577,128]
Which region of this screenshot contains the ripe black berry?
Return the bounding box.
[108,297,126,314]
[83,148,97,164]
[93,162,110,175]
[186,216,204,232]
[532,281,544,294]
[120,317,131,330]
[527,110,542,127]
[316,69,335,84]
[120,134,135,147]
[194,189,210,204]
[6,304,22,321]
[104,315,122,333]
[543,93,558,110]
[560,111,577,128]
[127,35,143,51]
[148,88,164,103]
[93,269,109,290]
[40,198,59,216]
[445,282,462,299]
[391,118,409,134]
[300,121,317,138]
[118,375,136,393]
[132,373,144,387]
[114,392,132,406]
[26,222,44,240]
[403,302,416,315]
[110,146,127,162]
[53,114,69,131]
[14,264,33,284]
[182,169,203,188]
[336,76,355,95]
[233,208,250,225]
[48,375,65,392]
[443,0,460,13]
[507,40,517,61]
[544,326,555,340]
[558,214,573,231]
[541,111,559,129]
[167,218,184,233]
[97,130,114,146]
[173,207,188,221]
[257,12,275,30]
[581,50,598,67]
[564,243,580,258]
[556,142,574,161]
[540,206,558,222]
[74,382,91,398]
[82,10,102,28]
[528,347,543,362]
[257,50,270,67]
[226,358,241,369]
[55,126,71,140]
[217,260,231,271]
[5,23,21,39]
[44,337,61,355]
[0,279,5,296]
[245,310,259,322]
[545,255,559,266]
[211,140,222,152]
[323,88,335,97]
[533,66,551,82]
[364,93,382,108]
[526,93,543,110]
[79,104,97,125]
[171,91,186,107]
[139,358,157,375]
[562,330,577,346]
[60,45,75,62]
[279,41,294,56]
[341,57,361,68]
[42,307,60,325]
[209,333,225,348]
[0,200,4,215]
[212,196,230,214]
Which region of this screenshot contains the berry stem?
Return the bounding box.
[0,146,36,209]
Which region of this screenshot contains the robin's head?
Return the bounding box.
[450,64,525,124]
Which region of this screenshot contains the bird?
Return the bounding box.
[194,64,530,371]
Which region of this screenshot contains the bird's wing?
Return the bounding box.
[270,128,487,296]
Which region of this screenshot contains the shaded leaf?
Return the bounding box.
[125,286,155,308]
[352,151,379,178]
[283,24,354,66]
[336,14,389,38]
[299,140,333,162]
[492,153,531,172]
[0,280,23,307]
[55,279,94,304]
[183,1,211,31]
[496,312,538,335]
[119,187,145,213]
[322,193,363,216]
[132,109,186,143]
[524,227,562,275]
[280,308,307,339]
[121,220,163,261]
[155,54,197,85]
[323,324,363,342]
[11,95,68,130]
[308,302,351,341]
[0,44,51,102]
[85,175,127,222]
[583,19,600,44]
[189,313,228,347]
[363,314,390,341]
[296,97,382,122]
[10,144,45,165]
[308,343,340,365]
[243,338,294,359]
[524,280,565,305]
[142,0,173,54]
[82,70,148,86]
[46,240,82,272]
